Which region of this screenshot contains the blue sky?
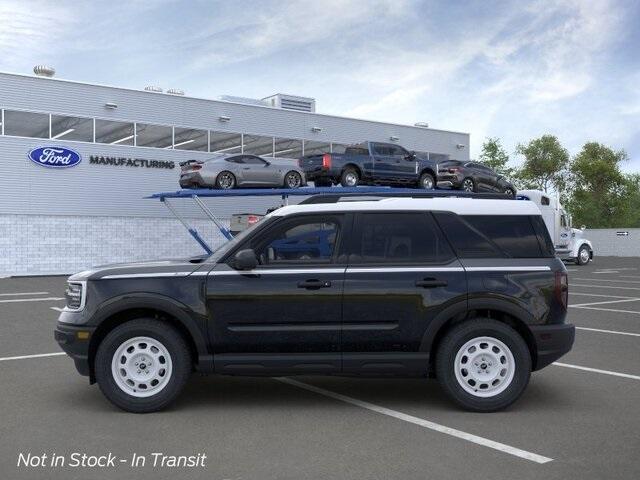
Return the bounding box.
[1,0,639,169]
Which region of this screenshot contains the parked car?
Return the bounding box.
[437,160,516,196]
[179,154,307,189]
[299,141,438,189]
[55,192,574,413]
[518,189,593,265]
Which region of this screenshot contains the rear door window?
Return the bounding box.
[433,212,502,258]
[350,213,454,264]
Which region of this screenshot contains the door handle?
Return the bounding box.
[298,279,331,289]
[415,278,448,288]
[243,167,251,170]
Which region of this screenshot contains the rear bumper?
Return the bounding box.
[179,172,206,188]
[54,323,95,377]
[436,174,463,189]
[530,323,575,370]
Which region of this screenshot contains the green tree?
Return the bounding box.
[479,137,514,177]
[515,135,569,192]
[566,142,633,228]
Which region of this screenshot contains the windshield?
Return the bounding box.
[206,216,276,263]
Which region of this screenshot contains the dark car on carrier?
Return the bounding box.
[55,192,573,413]
[299,141,438,189]
[437,160,516,196]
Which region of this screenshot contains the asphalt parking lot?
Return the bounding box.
[1,257,639,480]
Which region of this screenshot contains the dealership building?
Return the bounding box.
[0,68,470,276]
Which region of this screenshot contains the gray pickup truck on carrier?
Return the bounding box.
[299,141,439,189]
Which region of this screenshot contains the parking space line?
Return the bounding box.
[576,327,640,337]
[569,292,638,299]
[571,284,640,291]
[571,305,640,315]
[572,278,640,285]
[0,291,49,296]
[0,297,64,304]
[50,307,64,312]
[570,298,640,307]
[553,362,640,381]
[276,377,553,464]
[0,352,65,362]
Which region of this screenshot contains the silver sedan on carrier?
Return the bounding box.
[179,154,307,189]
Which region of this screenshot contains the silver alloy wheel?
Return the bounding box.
[579,246,590,264]
[462,178,474,192]
[111,336,173,398]
[504,188,514,196]
[285,171,302,188]
[454,336,515,398]
[217,172,235,189]
[344,172,358,187]
[421,175,434,189]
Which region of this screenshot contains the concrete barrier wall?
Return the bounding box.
[585,228,640,257]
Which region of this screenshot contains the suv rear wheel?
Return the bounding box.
[461,178,475,192]
[435,319,531,412]
[95,319,192,413]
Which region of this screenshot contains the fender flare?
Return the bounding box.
[90,293,209,358]
[419,296,536,354]
[572,240,593,258]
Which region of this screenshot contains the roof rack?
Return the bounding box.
[299,191,512,204]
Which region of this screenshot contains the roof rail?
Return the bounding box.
[299,191,513,204]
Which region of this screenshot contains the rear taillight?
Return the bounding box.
[448,167,459,173]
[555,271,568,309]
[247,215,259,225]
[191,164,202,170]
[322,153,332,169]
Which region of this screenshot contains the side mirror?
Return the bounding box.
[405,151,416,160]
[234,249,258,270]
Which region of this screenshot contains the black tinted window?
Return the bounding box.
[463,215,543,258]
[434,212,502,258]
[226,156,244,164]
[243,156,266,165]
[530,215,555,257]
[351,213,454,264]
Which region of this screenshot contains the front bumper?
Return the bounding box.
[54,323,96,377]
[530,323,575,370]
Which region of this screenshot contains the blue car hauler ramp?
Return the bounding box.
[147,187,513,255]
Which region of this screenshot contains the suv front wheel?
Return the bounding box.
[435,319,531,412]
[95,319,192,413]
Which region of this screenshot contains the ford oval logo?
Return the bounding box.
[28,146,82,168]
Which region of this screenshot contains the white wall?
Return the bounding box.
[584,228,640,257]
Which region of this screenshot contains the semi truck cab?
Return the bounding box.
[518,190,594,265]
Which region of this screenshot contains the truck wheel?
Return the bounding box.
[435,318,531,412]
[419,172,435,190]
[576,244,591,265]
[462,178,475,192]
[216,171,236,189]
[340,168,359,187]
[95,319,192,413]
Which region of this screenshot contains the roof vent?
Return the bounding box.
[262,94,316,113]
[33,65,55,77]
[167,88,185,96]
[144,85,163,93]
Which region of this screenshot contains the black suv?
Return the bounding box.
[437,160,516,196]
[55,194,573,413]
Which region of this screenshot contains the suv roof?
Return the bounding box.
[273,197,540,217]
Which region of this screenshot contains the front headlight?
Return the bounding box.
[65,281,86,310]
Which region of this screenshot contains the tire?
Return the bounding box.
[461,177,475,192]
[435,318,531,412]
[284,171,303,189]
[340,168,359,187]
[95,319,192,413]
[576,244,591,265]
[503,187,515,197]
[418,172,435,190]
[216,171,236,189]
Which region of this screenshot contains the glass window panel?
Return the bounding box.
[274,137,303,158]
[210,131,242,154]
[4,110,49,138]
[174,127,208,151]
[303,140,330,156]
[136,123,172,148]
[463,215,543,258]
[243,134,274,156]
[51,115,93,142]
[95,119,134,145]
[331,143,348,154]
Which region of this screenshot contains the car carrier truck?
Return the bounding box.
[518,189,594,265]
